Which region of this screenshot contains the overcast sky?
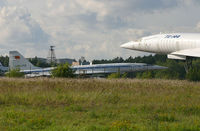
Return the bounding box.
[1,0,200,60]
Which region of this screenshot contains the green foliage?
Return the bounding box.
[93,54,167,65]
[6,69,24,78]
[29,57,52,68]
[186,67,200,81]
[107,73,121,79]
[106,94,120,104]
[110,121,134,130]
[94,54,188,80]
[66,105,86,112]
[89,111,99,119]
[0,55,9,67]
[154,60,186,79]
[154,114,177,122]
[108,73,128,79]
[51,63,75,78]
[27,117,52,130]
[121,73,128,78]
[0,79,199,130]
[137,71,154,79]
[2,52,200,80]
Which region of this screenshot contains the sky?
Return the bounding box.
[0,0,200,60]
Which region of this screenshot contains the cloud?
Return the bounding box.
[0,0,199,60]
[127,0,178,11]
[0,0,6,7]
[179,0,200,6]
[0,6,49,56]
[74,0,108,21]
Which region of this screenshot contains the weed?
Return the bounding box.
[89,111,99,119]
[0,78,198,130]
[110,120,135,131]
[66,105,86,112]
[27,117,52,130]
[154,113,177,122]
[106,94,120,104]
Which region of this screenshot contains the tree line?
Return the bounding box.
[1,54,200,80]
[93,54,200,80]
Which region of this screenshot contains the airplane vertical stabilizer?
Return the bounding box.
[9,51,41,70]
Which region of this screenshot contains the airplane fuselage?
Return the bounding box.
[121,33,200,55]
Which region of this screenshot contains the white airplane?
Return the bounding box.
[121,33,200,71]
[9,51,54,77]
[72,63,167,75]
[9,51,167,77]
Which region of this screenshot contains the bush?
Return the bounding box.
[107,73,121,79]
[136,71,154,79]
[107,73,128,79]
[186,67,200,81]
[6,69,24,78]
[121,73,127,78]
[51,63,75,78]
[141,71,154,79]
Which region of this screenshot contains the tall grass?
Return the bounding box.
[0,78,199,130]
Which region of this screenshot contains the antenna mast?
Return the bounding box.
[47,46,56,64]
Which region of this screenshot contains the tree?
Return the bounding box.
[0,55,9,67]
[51,63,75,78]
[29,57,52,68]
[154,60,185,79]
[6,69,24,78]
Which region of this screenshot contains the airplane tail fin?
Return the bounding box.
[9,51,41,70]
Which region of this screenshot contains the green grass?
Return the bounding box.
[0,78,200,130]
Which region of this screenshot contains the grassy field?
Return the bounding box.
[0,78,200,130]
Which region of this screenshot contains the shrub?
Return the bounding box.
[141,71,154,79]
[51,63,75,78]
[136,71,154,79]
[121,73,128,78]
[6,69,24,78]
[107,73,121,79]
[27,118,52,130]
[110,120,134,130]
[186,67,200,81]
